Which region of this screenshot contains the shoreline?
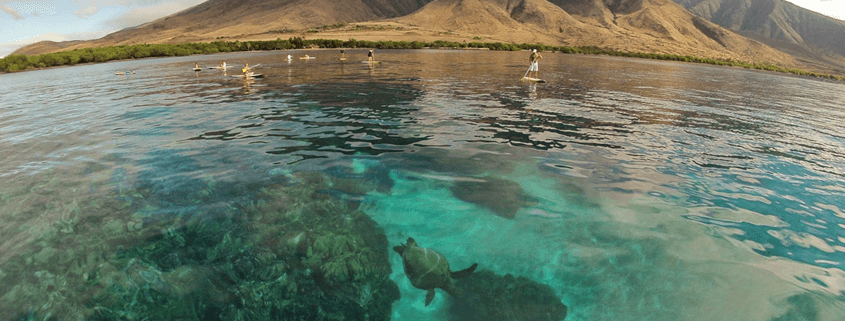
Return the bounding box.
[1,38,842,81]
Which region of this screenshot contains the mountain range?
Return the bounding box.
[673,0,845,69]
[12,0,845,74]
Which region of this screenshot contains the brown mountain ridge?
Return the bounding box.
[673,0,845,70]
[13,0,841,73]
[397,0,794,64]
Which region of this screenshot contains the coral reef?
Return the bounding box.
[0,165,398,320]
[449,270,568,321]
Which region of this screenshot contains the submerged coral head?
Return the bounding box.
[450,176,536,219]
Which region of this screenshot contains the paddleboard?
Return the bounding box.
[361,61,380,64]
[232,73,264,78]
[193,68,202,71]
[300,57,316,60]
[521,77,546,83]
[339,57,347,61]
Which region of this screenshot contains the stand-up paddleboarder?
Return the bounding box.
[521,49,546,83]
[529,49,542,79]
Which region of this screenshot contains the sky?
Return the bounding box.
[1,0,844,57]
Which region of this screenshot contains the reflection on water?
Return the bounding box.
[1,50,845,320]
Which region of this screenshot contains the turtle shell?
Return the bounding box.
[401,244,451,290]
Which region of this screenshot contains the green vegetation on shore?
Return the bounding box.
[1,37,841,80]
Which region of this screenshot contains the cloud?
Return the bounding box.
[14,1,59,16]
[2,4,24,20]
[72,5,98,18]
[102,0,204,30]
[0,0,206,56]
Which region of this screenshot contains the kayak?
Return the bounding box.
[521,77,546,83]
[192,68,202,71]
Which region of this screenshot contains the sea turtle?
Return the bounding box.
[393,237,478,306]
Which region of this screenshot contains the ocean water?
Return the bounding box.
[1,49,844,320]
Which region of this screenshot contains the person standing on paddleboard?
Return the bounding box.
[529,49,542,79]
[368,49,375,63]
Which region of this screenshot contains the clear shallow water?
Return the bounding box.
[1,49,844,320]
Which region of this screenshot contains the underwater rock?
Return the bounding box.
[234,249,285,282]
[769,292,823,321]
[450,176,537,219]
[402,150,519,177]
[302,232,379,286]
[349,210,392,275]
[282,230,309,255]
[321,163,394,196]
[101,219,126,237]
[124,258,173,294]
[126,219,144,232]
[449,270,568,321]
[34,247,58,265]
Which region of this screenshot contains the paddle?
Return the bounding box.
[521,58,535,81]
[242,64,260,73]
[521,63,532,81]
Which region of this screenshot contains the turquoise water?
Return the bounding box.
[1,49,844,320]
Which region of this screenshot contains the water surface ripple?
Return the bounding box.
[1,50,844,320]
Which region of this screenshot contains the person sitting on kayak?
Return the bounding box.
[368,49,375,63]
[528,49,542,79]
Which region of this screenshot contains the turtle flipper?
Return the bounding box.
[450,263,478,279]
[425,289,436,306]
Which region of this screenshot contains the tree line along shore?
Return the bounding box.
[1,37,841,81]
